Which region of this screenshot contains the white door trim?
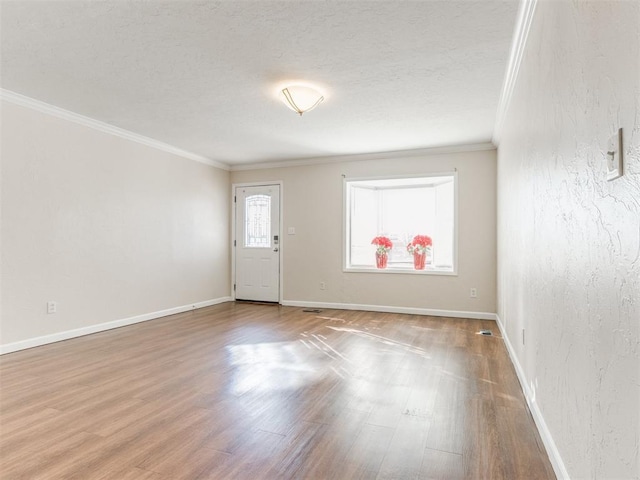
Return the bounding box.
[231,181,284,303]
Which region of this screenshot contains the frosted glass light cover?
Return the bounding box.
[281,86,324,115]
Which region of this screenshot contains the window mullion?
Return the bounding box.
[376,189,383,235]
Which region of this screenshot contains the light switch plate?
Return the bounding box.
[287,227,296,235]
[606,128,623,181]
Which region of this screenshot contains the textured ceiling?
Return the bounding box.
[1,1,519,167]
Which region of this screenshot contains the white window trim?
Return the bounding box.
[342,172,458,276]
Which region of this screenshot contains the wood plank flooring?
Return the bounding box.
[0,303,556,479]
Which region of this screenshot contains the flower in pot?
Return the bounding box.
[406,235,432,270]
[371,236,393,269]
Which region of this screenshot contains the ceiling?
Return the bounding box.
[0,1,519,168]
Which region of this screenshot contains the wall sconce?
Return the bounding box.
[281,85,324,116]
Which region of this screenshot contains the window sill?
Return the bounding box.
[344,266,457,276]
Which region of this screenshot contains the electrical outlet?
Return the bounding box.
[320,282,326,290]
[470,288,477,298]
[47,301,57,314]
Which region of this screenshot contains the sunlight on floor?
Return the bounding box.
[225,341,324,395]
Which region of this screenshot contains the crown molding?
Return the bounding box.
[492,0,538,145]
[1,89,497,172]
[229,142,496,171]
[0,89,230,171]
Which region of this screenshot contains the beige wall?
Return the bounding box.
[0,100,230,349]
[232,148,497,316]
[497,1,639,478]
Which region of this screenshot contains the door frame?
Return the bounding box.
[231,181,284,303]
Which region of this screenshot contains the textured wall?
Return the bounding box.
[497,1,640,478]
[232,148,497,316]
[1,100,230,347]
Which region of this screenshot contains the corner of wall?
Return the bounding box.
[495,315,571,480]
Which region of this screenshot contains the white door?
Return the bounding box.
[235,185,280,302]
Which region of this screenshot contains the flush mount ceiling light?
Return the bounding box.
[280,85,324,116]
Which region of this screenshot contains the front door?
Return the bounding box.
[234,185,280,302]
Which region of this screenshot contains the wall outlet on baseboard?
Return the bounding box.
[320,282,326,290]
[47,301,57,314]
[470,288,477,298]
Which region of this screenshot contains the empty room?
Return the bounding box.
[1,1,638,479]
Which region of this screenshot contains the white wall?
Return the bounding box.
[497,1,639,478]
[0,99,230,350]
[232,148,497,317]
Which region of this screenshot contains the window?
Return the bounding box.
[244,194,271,247]
[344,174,456,274]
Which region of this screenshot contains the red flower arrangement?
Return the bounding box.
[371,236,393,254]
[406,235,432,255]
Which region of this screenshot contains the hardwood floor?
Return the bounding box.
[0,303,555,479]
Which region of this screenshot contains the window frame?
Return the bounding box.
[343,172,458,276]
[243,194,272,248]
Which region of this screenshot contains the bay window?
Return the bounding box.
[344,173,457,274]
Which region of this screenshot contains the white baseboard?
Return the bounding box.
[495,315,570,479]
[281,300,498,321]
[0,297,232,355]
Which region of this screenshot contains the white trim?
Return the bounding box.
[495,314,570,480]
[230,142,496,171]
[343,267,456,276]
[281,300,497,321]
[0,297,232,355]
[0,89,497,172]
[492,0,538,145]
[0,89,230,171]
[231,182,284,304]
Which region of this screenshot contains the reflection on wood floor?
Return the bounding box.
[0,302,556,479]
